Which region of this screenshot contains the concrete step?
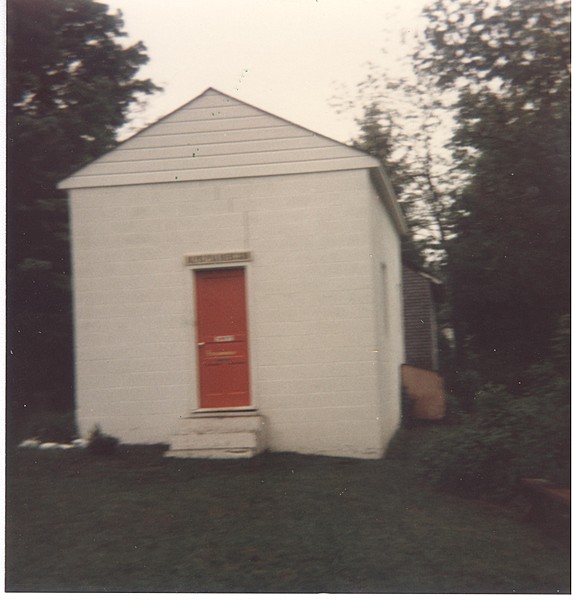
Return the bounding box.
[169,431,258,451]
[174,413,264,433]
[165,447,259,459]
[165,411,266,459]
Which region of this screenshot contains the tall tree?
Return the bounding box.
[7,0,160,434]
[339,67,459,271]
[418,0,570,384]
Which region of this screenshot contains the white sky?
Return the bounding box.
[104,0,428,143]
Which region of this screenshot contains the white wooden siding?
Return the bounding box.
[59,88,377,189]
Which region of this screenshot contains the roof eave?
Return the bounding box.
[369,165,408,236]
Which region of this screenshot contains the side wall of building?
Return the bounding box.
[70,169,398,457]
[368,179,405,451]
[402,265,439,372]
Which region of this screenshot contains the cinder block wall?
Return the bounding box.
[240,170,382,458]
[368,181,405,452]
[70,169,402,458]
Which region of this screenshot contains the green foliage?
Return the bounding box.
[418,0,570,103]
[7,0,160,173]
[87,426,119,456]
[352,102,395,172]
[7,0,160,428]
[344,1,570,384]
[414,365,570,500]
[446,367,484,412]
[419,0,570,383]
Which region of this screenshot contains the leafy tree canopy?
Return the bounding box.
[8,0,160,215]
[7,0,160,427]
[419,0,570,383]
[418,0,570,105]
[345,0,569,386]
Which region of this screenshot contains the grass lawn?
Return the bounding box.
[6,446,570,593]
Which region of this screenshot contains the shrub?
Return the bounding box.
[417,423,514,499]
[87,426,119,456]
[447,367,484,412]
[414,369,570,500]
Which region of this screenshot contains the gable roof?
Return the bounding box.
[59,88,407,233]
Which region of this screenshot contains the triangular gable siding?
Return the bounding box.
[59,88,377,189]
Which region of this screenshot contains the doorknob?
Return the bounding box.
[197,342,205,347]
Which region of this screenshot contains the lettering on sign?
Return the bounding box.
[207,350,238,357]
[184,251,252,266]
[214,335,235,342]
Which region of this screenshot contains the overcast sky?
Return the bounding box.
[104,0,428,143]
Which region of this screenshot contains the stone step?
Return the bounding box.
[165,411,266,459]
[165,447,258,459]
[174,413,264,434]
[169,431,258,451]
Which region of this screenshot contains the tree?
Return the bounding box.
[417,0,570,384]
[7,0,160,436]
[337,66,460,271]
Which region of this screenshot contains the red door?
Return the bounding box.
[194,268,251,409]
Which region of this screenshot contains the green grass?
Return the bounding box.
[6,446,570,593]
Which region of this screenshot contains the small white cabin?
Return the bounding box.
[59,88,406,459]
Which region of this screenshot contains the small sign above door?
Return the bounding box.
[184,251,252,266]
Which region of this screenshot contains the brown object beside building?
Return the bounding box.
[401,262,446,420]
[401,364,446,420]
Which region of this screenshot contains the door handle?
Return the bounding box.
[197,342,205,347]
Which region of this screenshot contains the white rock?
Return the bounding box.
[18,438,40,449]
[72,438,89,448]
[39,442,59,450]
[57,444,75,450]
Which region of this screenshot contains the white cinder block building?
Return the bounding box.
[59,88,407,459]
